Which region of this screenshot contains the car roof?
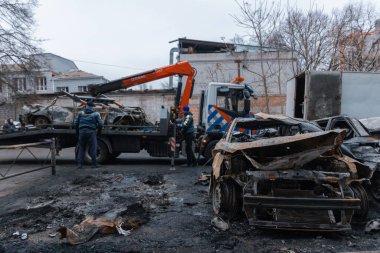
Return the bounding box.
[234,113,321,131]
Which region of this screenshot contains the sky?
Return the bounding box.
[34,0,380,85]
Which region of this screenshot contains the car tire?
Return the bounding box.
[212,178,242,219]
[33,116,50,128]
[351,183,369,220]
[369,171,380,205]
[204,140,218,163]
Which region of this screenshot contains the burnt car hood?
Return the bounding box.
[214,129,371,179]
[214,130,343,171]
[215,130,342,154]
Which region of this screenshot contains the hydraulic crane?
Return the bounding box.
[88,61,196,117]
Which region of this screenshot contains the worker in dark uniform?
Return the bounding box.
[74,100,104,169]
[181,105,196,167]
[3,118,16,133]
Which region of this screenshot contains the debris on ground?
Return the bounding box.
[197,172,210,185]
[3,150,380,252]
[365,219,380,232]
[184,202,198,207]
[211,216,229,231]
[143,174,164,185]
[58,214,146,245]
[20,233,27,240]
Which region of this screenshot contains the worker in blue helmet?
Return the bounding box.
[181,105,196,167]
[73,99,104,169]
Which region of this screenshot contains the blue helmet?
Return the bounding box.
[182,105,190,112]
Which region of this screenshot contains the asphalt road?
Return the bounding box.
[0,148,380,253]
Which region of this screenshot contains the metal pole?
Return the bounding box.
[170,76,184,171]
[51,138,56,175]
[170,126,176,171]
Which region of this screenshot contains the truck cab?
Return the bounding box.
[197,82,255,161]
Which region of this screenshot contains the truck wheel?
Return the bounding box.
[212,178,242,219]
[351,183,369,220]
[84,141,110,165]
[204,140,218,162]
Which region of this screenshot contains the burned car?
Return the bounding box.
[360,117,380,140]
[211,113,372,231]
[315,115,380,204]
[21,94,149,128]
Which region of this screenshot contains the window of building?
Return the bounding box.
[56,87,69,92]
[13,78,27,91]
[78,86,88,92]
[35,76,47,91]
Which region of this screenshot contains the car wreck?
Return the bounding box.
[360,117,380,139]
[211,113,372,231]
[315,115,380,204]
[21,93,150,128]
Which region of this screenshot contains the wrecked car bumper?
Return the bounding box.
[243,170,360,231]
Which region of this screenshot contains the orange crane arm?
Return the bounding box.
[88,61,196,111]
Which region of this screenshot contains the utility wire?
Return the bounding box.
[72,59,146,71]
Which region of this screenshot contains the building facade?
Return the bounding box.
[0,53,107,121]
[173,38,297,122]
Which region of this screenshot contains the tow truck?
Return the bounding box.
[88,62,256,162]
[0,61,256,164]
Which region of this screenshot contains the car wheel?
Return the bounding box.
[369,171,380,205]
[84,140,110,165]
[204,140,218,163]
[34,116,50,128]
[212,178,242,219]
[351,183,369,220]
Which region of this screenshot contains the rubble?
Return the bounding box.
[2,146,380,252]
[20,233,27,240]
[365,219,380,233]
[143,174,164,186]
[211,216,229,231]
[57,215,145,245]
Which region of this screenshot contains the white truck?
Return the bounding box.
[196,82,255,160]
[286,71,380,120]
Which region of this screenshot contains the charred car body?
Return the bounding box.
[360,117,380,140]
[315,115,380,204]
[21,94,149,128]
[211,113,371,231]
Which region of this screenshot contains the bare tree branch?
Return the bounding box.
[0,0,41,102]
[232,0,283,112]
